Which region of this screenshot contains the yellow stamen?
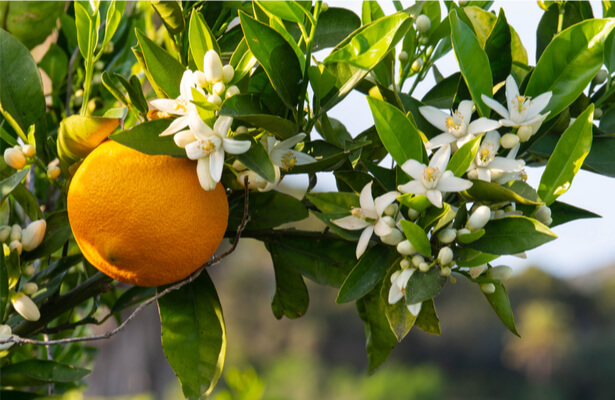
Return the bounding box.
[281,151,297,170]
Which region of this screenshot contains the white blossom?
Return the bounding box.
[151,70,200,137]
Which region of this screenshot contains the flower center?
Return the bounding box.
[350,208,376,223]
[174,97,189,113]
[422,166,440,189]
[445,110,466,137]
[196,136,221,156]
[281,151,297,170]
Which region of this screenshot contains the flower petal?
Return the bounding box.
[374,218,393,237]
[477,167,491,181]
[189,112,213,140]
[160,115,190,137]
[505,75,519,109]
[458,100,474,121]
[388,282,404,304]
[398,180,426,195]
[526,91,552,120]
[436,176,473,192]
[419,106,448,132]
[396,268,414,289]
[407,302,422,317]
[481,95,510,119]
[401,159,425,181]
[179,70,194,100]
[430,145,451,172]
[489,157,524,172]
[150,99,181,115]
[426,189,443,208]
[223,137,251,155]
[359,182,375,211]
[332,215,371,230]
[273,133,306,151]
[209,150,224,182]
[196,158,217,191]
[173,130,197,148]
[185,141,205,160]
[356,225,374,259]
[374,191,400,216]
[426,132,456,149]
[291,151,316,165]
[214,116,233,137]
[467,118,501,136]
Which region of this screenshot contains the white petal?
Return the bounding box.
[401,159,426,181]
[159,115,190,137]
[359,182,375,212]
[223,137,251,155]
[477,167,491,181]
[426,189,443,208]
[374,191,400,216]
[388,282,404,304]
[467,118,501,135]
[273,133,306,151]
[291,151,316,165]
[204,50,223,82]
[481,95,510,119]
[419,106,449,132]
[526,92,552,120]
[189,112,213,140]
[458,100,474,121]
[456,134,475,149]
[196,158,217,191]
[209,150,224,182]
[331,215,371,230]
[436,176,473,192]
[374,218,393,237]
[426,132,456,149]
[397,268,414,289]
[489,157,524,172]
[499,119,519,127]
[522,112,548,128]
[505,75,520,107]
[173,130,197,148]
[407,302,422,317]
[398,180,426,195]
[185,141,206,160]
[179,70,194,100]
[430,145,451,171]
[356,225,374,259]
[151,99,181,115]
[214,116,233,137]
[469,264,487,278]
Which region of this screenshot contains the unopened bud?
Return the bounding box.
[500,133,520,149]
[459,0,469,6]
[438,247,454,265]
[398,51,409,63]
[384,203,398,217]
[380,228,403,245]
[400,258,411,269]
[381,216,396,228]
[437,228,456,244]
[11,292,40,321]
[47,165,61,179]
[467,169,479,180]
[0,226,10,242]
[22,282,38,295]
[0,324,15,351]
[407,207,419,220]
[594,108,602,119]
[208,94,222,106]
[468,205,490,231]
[194,71,208,87]
[441,266,452,277]
[418,262,430,272]
[4,147,26,169]
[174,130,197,148]
[411,58,423,72]
[487,265,513,281]
[419,36,429,46]
[10,225,22,241]
[457,227,471,237]
[494,209,505,219]
[396,240,416,256]
[517,125,532,142]
[222,65,235,83]
[22,265,35,275]
[321,2,329,12]
[534,205,552,225]
[416,15,431,33]
[225,85,240,98]
[9,240,22,255]
[469,264,487,278]
[593,69,608,85]
[22,145,35,158]
[236,125,248,135]
[412,254,424,267]
[21,220,46,251]
[204,50,223,82]
[480,283,496,294]
[213,81,226,96]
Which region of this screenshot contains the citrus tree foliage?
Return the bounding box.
[1,1,614,398]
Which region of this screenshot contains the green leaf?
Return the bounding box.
[422,73,461,109]
[267,242,309,319]
[57,114,120,168]
[234,135,276,183]
[367,96,424,166]
[151,0,185,35]
[0,168,29,202]
[483,9,512,83]
[526,19,615,120]
[0,360,90,386]
[457,228,485,244]
[189,12,220,72]
[32,254,83,283]
[465,215,557,255]
[219,94,298,139]
[10,184,43,221]
[538,105,594,205]
[109,119,186,157]
[135,28,186,99]
[256,1,305,24]
[405,268,447,305]
[549,201,600,227]
[313,7,361,51]
[306,192,359,214]
[229,38,258,84]
[5,248,19,290]
[1,2,65,50]
[325,12,412,70]
[228,191,308,231]
[113,73,149,114]
[158,271,226,399]
[239,12,302,110]
[265,235,356,287]
[447,135,481,177]
[287,140,370,175]
[449,10,493,117]
[414,299,441,336]
[0,29,47,159]
[464,179,543,206]
[356,288,397,373]
[337,246,398,304]
[110,286,156,315]
[38,44,69,92]
[99,0,124,56]
[0,250,8,321]
[583,135,615,177]
[455,249,499,268]
[74,1,99,60]
[380,265,417,342]
[21,211,71,261]
[400,220,431,257]
[477,278,519,336]
[605,29,615,73]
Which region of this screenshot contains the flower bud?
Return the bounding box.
[222,65,235,83]
[204,50,223,82]
[174,130,197,149]
[23,282,38,295]
[193,71,208,87]
[534,205,552,225]
[22,144,35,158]
[467,169,479,180]
[441,266,452,277]
[400,259,411,269]
[500,133,520,149]
[517,125,532,142]
[208,94,222,106]
[457,227,471,237]
[468,205,490,231]
[419,36,429,46]
[9,240,22,255]
[11,292,40,321]
[380,228,403,246]
[459,0,469,6]
[594,108,602,119]
[22,265,35,275]
[438,247,454,265]
[418,262,430,272]
[0,226,10,242]
[10,225,22,241]
[381,216,396,228]
[437,228,456,244]
[225,85,240,98]
[407,207,419,220]
[487,265,513,281]
[411,58,423,72]
[412,255,424,267]
[593,69,607,85]
[4,147,26,169]
[384,203,398,217]
[390,269,401,283]
[416,15,431,33]
[321,2,329,12]
[480,283,496,294]
[494,209,505,219]
[213,81,226,96]
[0,324,15,351]
[469,264,487,278]
[398,51,409,63]
[236,125,248,135]
[21,220,46,251]
[396,240,416,256]
[47,165,61,179]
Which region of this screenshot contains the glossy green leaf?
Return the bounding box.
[99,0,124,56]
[457,228,485,244]
[449,10,492,117]
[135,28,186,99]
[477,278,519,336]
[419,202,452,231]
[400,220,431,257]
[110,286,156,315]
[0,29,47,159]
[337,246,398,304]
[538,105,594,205]
[32,254,83,283]
[361,0,385,24]
[310,210,362,241]
[0,251,8,322]
[189,12,220,72]
[367,96,424,166]
[549,201,601,228]
[256,1,305,24]
[605,29,615,73]
[306,192,359,214]
[219,94,298,139]
[10,184,43,221]
[229,38,258,84]
[288,140,370,175]
[151,0,185,35]
[447,135,481,177]
[405,267,447,305]
[483,9,512,83]
[465,215,557,255]
[526,19,615,120]
[239,12,302,110]
[583,135,615,177]
[356,287,397,373]
[57,114,120,168]
[313,7,361,51]
[414,299,441,336]
[0,360,90,385]
[325,12,412,70]
[110,73,149,114]
[74,1,99,60]
[110,119,186,157]
[455,249,499,268]
[5,248,19,290]
[0,168,29,202]
[267,241,309,319]
[381,265,416,342]
[234,135,276,183]
[21,211,71,261]
[464,179,543,206]
[158,271,225,399]
[422,73,461,109]
[38,44,69,92]
[228,191,308,231]
[0,2,65,50]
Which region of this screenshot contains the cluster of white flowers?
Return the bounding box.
[1,219,47,257]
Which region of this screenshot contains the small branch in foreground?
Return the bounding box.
[2,180,251,347]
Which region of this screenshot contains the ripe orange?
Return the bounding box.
[67,141,229,286]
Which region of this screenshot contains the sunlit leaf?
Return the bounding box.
[400,220,431,257]
[109,119,186,157]
[189,12,220,72]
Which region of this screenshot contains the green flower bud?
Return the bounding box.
[437,247,454,265]
[418,262,430,272]
[222,65,235,83]
[400,259,411,269]
[416,15,431,33]
[487,265,513,281]
[0,226,11,243]
[593,69,607,85]
[480,283,496,294]
[441,266,452,277]
[398,51,409,63]
[23,282,38,295]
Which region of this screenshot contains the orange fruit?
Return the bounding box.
[67,141,228,286]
